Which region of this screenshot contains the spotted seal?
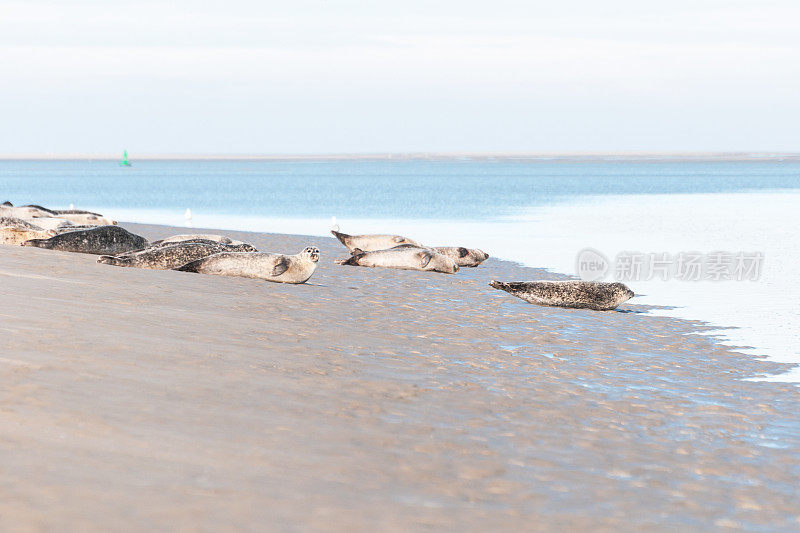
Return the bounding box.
[335,247,459,274]
[151,234,250,247]
[115,238,256,258]
[56,212,117,226]
[0,205,55,219]
[98,241,243,270]
[391,244,489,267]
[23,225,148,255]
[176,247,320,284]
[489,280,635,311]
[331,230,421,252]
[0,217,56,245]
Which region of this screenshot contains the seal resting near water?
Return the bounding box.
[98,241,250,270]
[53,210,117,226]
[0,218,56,246]
[490,280,634,311]
[336,247,459,274]
[331,230,421,252]
[115,239,256,257]
[151,234,251,246]
[23,225,148,255]
[176,247,320,284]
[391,244,489,267]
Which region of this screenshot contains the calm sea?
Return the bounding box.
[2,159,799,380]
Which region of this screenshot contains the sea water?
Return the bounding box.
[2,159,798,380]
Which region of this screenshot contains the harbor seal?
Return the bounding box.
[23,225,148,255]
[151,234,249,246]
[98,242,240,270]
[0,205,55,219]
[489,280,635,311]
[335,247,459,274]
[176,247,320,284]
[21,217,76,231]
[331,230,421,252]
[0,218,56,245]
[115,238,256,258]
[391,244,489,267]
[56,212,117,226]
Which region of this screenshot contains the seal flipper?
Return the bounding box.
[335,249,365,266]
[271,257,290,277]
[489,280,512,292]
[22,238,51,249]
[418,251,433,268]
[174,258,205,273]
[457,247,469,258]
[331,230,350,246]
[97,255,126,266]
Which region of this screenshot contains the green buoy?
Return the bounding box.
[120,149,132,167]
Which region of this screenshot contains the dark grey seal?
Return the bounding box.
[1,201,12,207]
[98,242,241,270]
[490,280,635,311]
[23,225,148,255]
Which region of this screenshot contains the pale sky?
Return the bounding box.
[1,0,799,154]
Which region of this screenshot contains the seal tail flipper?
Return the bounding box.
[174,258,205,272]
[97,255,125,266]
[489,280,512,292]
[330,230,350,247]
[22,238,50,249]
[335,249,365,266]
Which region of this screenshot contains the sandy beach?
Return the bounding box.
[1,222,799,531]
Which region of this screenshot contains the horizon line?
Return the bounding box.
[2,151,800,162]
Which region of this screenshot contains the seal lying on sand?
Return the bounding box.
[336,247,459,274]
[331,230,421,252]
[0,206,55,219]
[0,218,56,245]
[115,238,256,258]
[1,201,12,207]
[391,244,489,267]
[98,242,241,270]
[489,280,634,311]
[23,226,148,255]
[55,211,117,226]
[20,217,75,231]
[151,234,250,247]
[176,247,320,284]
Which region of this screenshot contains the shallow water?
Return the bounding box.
[2,158,799,379]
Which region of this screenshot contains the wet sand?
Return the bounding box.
[1,223,799,531]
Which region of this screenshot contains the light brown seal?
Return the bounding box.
[331,230,421,252]
[176,247,320,284]
[391,244,489,267]
[335,247,459,274]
